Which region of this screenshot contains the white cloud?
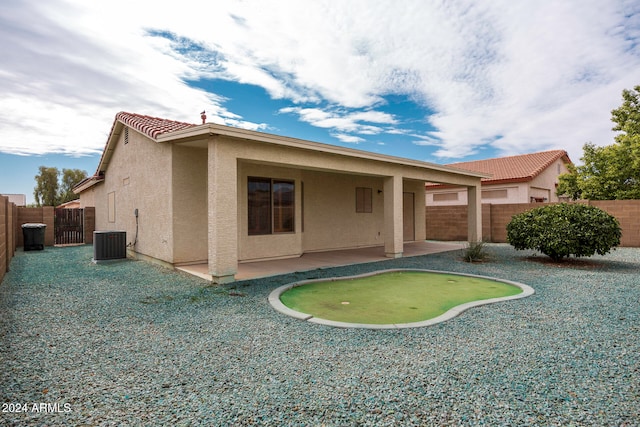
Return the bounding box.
[0,0,266,156]
[279,107,393,135]
[0,0,638,162]
[332,133,365,144]
[348,111,397,125]
[416,0,640,160]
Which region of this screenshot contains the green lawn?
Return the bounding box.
[280,271,523,324]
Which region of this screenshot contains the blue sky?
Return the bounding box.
[1,0,639,204]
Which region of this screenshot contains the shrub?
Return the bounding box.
[506,203,621,261]
[462,241,489,262]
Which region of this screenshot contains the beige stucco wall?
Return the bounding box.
[528,158,570,202]
[92,128,174,263]
[216,136,457,263]
[178,156,430,263]
[172,145,208,264]
[208,134,480,186]
[300,170,385,253]
[237,162,303,261]
[78,188,96,209]
[426,184,524,205]
[404,179,427,241]
[234,164,428,261]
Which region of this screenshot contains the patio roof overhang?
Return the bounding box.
[161,123,491,186]
[89,112,489,190]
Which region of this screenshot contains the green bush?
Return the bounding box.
[506,203,621,261]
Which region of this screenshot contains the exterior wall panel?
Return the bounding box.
[301,170,385,254]
[0,196,6,283]
[237,162,303,261]
[427,200,640,247]
[93,128,174,263]
[172,145,208,264]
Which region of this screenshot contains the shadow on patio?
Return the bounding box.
[176,240,466,281]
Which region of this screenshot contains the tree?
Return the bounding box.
[33,166,88,206]
[611,85,640,179]
[59,168,88,204]
[556,163,581,201]
[557,85,640,200]
[34,166,60,206]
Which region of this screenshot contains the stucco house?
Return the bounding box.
[56,199,81,209]
[2,194,26,207]
[425,150,572,206]
[75,112,487,283]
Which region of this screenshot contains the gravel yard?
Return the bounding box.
[1,244,639,426]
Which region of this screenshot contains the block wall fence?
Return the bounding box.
[426,200,640,247]
[1,196,16,284]
[0,204,96,284]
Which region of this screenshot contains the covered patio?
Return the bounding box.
[176,240,466,281]
[78,112,487,284]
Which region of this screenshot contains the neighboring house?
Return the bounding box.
[75,112,487,283]
[56,199,81,209]
[2,194,26,206]
[425,150,572,206]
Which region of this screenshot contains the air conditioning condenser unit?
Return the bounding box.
[93,231,126,262]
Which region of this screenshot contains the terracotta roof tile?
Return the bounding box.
[446,150,571,184]
[116,111,196,139]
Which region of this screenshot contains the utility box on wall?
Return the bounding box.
[93,231,126,262]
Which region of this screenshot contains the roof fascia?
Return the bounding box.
[96,120,127,174]
[527,150,572,180]
[72,175,104,194]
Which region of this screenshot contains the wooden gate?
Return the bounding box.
[54,208,84,245]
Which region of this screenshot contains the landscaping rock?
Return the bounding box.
[0,245,638,426]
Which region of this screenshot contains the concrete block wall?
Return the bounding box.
[83,207,95,244]
[424,204,492,242]
[487,203,540,243]
[16,207,55,247]
[1,196,17,284]
[427,200,640,247]
[424,205,468,241]
[589,200,640,248]
[15,206,95,247]
[1,196,7,283]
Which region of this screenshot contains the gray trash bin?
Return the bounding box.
[22,223,47,251]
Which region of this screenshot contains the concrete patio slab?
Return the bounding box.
[176,240,466,282]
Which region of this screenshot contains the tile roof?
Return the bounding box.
[83,112,198,185]
[445,150,571,184]
[115,111,196,139]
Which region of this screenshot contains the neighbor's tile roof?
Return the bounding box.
[438,149,572,186]
[115,111,196,139]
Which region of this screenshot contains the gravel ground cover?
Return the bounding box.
[0,244,639,426]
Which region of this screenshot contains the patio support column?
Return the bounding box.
[207,138,237,283]
[467,183,482,242]
[384,175,403,258]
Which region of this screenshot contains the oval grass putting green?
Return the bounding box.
[277,270,528,326]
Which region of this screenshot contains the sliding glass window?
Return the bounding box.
[248,177,294,235]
